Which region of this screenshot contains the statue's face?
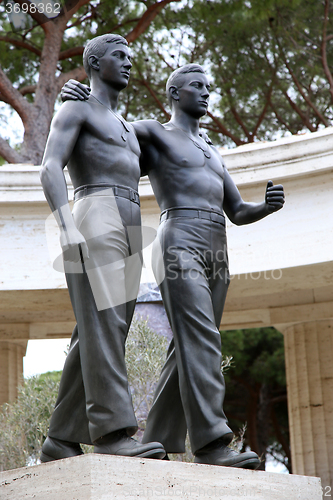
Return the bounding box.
[177,73,210,118]
[97,43,132,90]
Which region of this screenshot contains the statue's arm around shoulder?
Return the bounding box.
[132,119,161,177]
[131,119,159,144]
[40,100,89,261]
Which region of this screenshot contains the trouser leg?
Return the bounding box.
[48,324,90,444]
[49,194,141,444]
[142,339,187,452]
[143,218,232,453]
[50,275,140,444]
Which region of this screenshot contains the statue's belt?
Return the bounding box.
[160,208,225,226]
[73,184,140,206]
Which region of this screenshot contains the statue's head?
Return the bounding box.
[83,34,129,81]
[166,63,209,117]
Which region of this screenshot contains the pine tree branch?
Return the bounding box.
[321,0,333,102]
[140,80,170,119]
[0,66,32,124]
[199,123,224,135]
[61,0,91,23]
[0,36,42,57]
[252,81,275,139]
[126,0,181,43]
[224,87,252,141]
[66,11,140,32]
[269,36,317,131]
[2,72,86,104]
[251,99,270,140]
[106,17,141,34]
[65,12,95,30]
[269,394,287,404]
[58,46,84,60]
[276,36,330,126]
[133,66,170,119]
[4,66,87,99]
[155,49,176,71]
[267,96,295,134]
[56,65,87,92]
[206,111,245,146]
[0,136,25,164]
[279,86,316,132]
[19,84,37,96]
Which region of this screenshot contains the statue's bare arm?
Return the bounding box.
[132,120,159,176]
[40,101,89,261]
[223,165,285,225]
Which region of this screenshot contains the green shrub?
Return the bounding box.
[0,372,61,471]
[0,319,168,471]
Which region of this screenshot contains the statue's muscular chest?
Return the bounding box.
[154,129,224,180]
[82,107,141,157]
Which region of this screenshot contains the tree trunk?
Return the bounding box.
[20,21,67,164]
[256,383,271,470]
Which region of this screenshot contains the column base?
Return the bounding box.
[282,320,333,488]
[0,341,27,407]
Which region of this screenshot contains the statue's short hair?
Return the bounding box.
[83,34,128,80]
[166,64,206,107]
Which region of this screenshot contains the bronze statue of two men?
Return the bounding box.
[40,34,284,468]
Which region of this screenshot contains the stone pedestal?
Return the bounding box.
[283,320,333,489]
[0,454,322,500]
[0,341,27,407]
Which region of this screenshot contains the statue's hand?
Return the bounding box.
[60,226,89,263]
[265,180,285,213]
[61,79,91,102]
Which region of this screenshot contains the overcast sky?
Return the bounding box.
[23,338,69,378]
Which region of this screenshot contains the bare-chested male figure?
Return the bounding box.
[39,34,165,462]
[63,63,285,468]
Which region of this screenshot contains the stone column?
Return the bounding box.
[0,341,27,407]
[282,320,333,489]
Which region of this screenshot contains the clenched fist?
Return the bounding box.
[265,180,285,213]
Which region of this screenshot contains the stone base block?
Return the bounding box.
[0,454,322,500]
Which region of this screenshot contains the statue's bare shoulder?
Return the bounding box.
[43,100,91,168]
[132,119,166,144]
[49,99,90,138]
